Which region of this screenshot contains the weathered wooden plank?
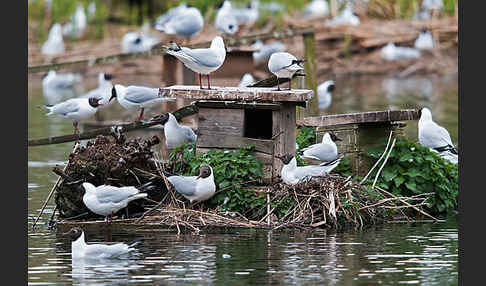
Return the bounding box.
[296,109,420,127]
[198,134,274,155]
[198,108,244,137]
[159,86,313,104]
[195,100,282,110]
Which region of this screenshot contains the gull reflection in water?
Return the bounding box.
[70,256,141,286]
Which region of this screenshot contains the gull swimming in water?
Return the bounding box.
[41,23,65,56]
[317,80,336,110]
[43,97,102,139]
[214,1,239,35]
[164,36,227,89]
[268,52,305,91]
[63,4,87,39]
[299,132,342,163]
[303,0,330,19]
[109,84,175,121]
[414,29,435,50]
[166,165,216,203]
[161,112,197,149]
[81,182,148,224]
[63,227,142,259]
[277,154,343,185]
[418,107,458,164]
[154,4,204,40]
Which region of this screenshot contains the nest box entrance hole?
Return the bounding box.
[244,109,273,140]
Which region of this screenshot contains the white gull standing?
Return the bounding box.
[166,165,216,203]
[418,107,458,164]
[277,154,343,185]
[317,80,335,110]
[63,227,142,259]
[238,73,255,88]
[381,43,421,61]
[43,97,102,139]
[81,182,148,224]
[41,23,65,56]
[154,4,204,40]
[63,4,87,39]
[109,84,175,121]
[268,52,305,91]
[303,0,330,19]
[121,31,160,54]
[164,36,227,89]
[215,1,239,35]
[251,40,286,64]
[299,132,342,163]
[414,29,435,50]
[232,0,260,26]
[325,5,360,26]
[161,113,197,149]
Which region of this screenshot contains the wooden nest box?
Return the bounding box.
[159,86,314,182]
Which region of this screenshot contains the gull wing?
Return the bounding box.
[167,175,198,196]
[94,185,140,204]
[124,86,159,104]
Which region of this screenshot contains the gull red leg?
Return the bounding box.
[73,122,79,142]
[288,78,292,90]
[138,108,145,121]
[199,74,203,89]
[207,74,211,90]
[277,78,281,91]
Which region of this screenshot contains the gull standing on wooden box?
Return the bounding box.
[109,84,175,121]
[164,36,227,89]
[161,113,197,149]
[268,52,305,91]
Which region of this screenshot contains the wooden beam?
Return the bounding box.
[296,109,420,127]
[194,100,282,110]
[159,86,313,106]
[28,104,199,147]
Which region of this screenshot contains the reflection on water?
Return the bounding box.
[28,72,458,285]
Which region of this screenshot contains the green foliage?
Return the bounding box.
[296,126,316,150]
[364,139,458,215]
[167,142,270,219]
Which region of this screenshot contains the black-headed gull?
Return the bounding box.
[161,112,197,149]
[154,4,204,40]
[63,4,87,39]
[251,40,286,64]
[317,80,335,110]
[268,52,305,91]
[80,73,114,106]
[238,73,255,88]
[303,0,329,19]
[414,29,435,50]
[418,107,458,164]
[232,0,260,26]
[166,165,216,203]
[299,132,342,163]
[63,227,142,259]
[214,1,239,35]
[121,31,160,54]
[277,154,343,185]
[164,36,227,89]
[81,182,148,224]
[109,84,175,121]
[41,23,65,56]
[43,97,102,139]
[381,43,421,61]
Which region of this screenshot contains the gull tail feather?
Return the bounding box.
[320,154,344,173]
[128,237,143,248]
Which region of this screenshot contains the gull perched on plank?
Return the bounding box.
[164,36,227,89]
[41,23,65,56]
[277,154,343,185]
[166,165,216,204]
[109,84,175,121]
[268,52,305,91]
[317,80,336,110]
[81,182,148,224]
[63,227,142,259]
[299,132,342,163]
[418,107,458,164]
[161,112,197,149]
[154,4,204,40]
[43,97,102,140]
